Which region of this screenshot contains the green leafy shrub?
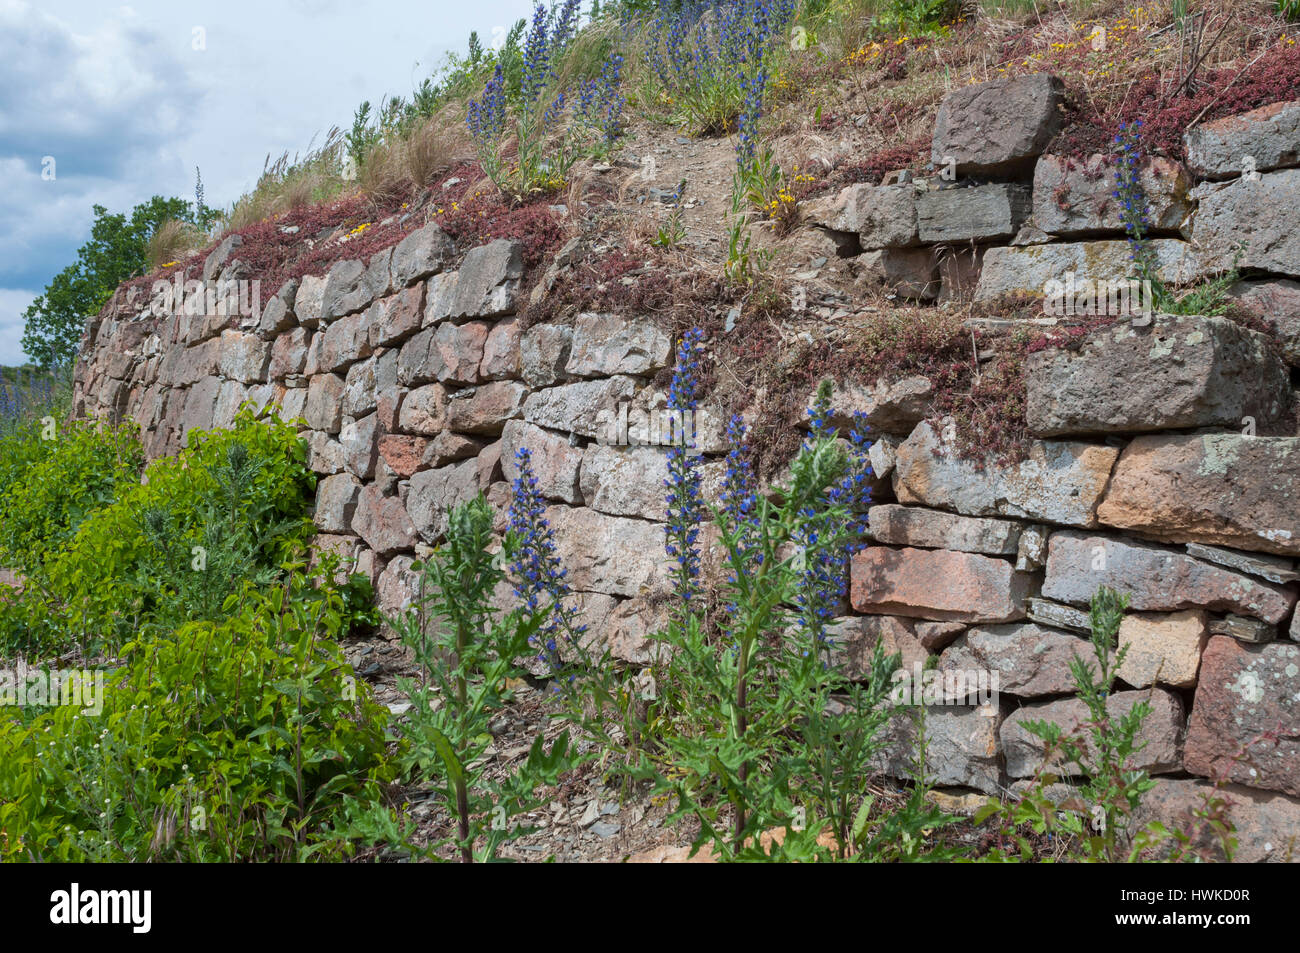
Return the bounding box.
[386,494,579,862]
[0,419,141,572]
[1,407,315,658]
[0,565,394,862]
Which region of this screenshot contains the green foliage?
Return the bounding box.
[615,393,955,861]
[975,586,1235,863]
[0,408,316,659]
[1279,0,1300,23]
[0,419,142,573]
[872,0,960,34]
[22,196,199,368]
[0,566,394,862]
[386,494,580,861]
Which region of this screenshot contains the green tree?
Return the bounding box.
[21,195,194,368]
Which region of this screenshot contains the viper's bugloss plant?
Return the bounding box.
[1113,121,1240,316]
[467,0,623,198]
[390,493,578,862]
[636,367,950,861]
[664,327,706,613]
[508,447,586,674]
[639,0,795,142]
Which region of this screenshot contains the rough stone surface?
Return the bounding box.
[1032,153,1192,235]
[520,323,574,386]
[800,376,933,433]
[368,284,425,349]
[871,706,1003,795]
[523,376,639,438]
[856,248,937,300]
[377,435,429,478]
[314,473,361,533]
[1001,689,1185,777]
[1227,278,1300,367]
[269,327,310,379]
[321,259,370,319]
[318,311,373,373]
[1025,314,1291,436]
[868,503,1022,556]
[916,184,1031,243]
[580,444,670,521]
[825,615,932,679]
[974,239,1211,303]
[501,420,583,503]
[543,505,667,597]
[407,459,491,543]
[931,73,1066,177]
[342,358,377,418]
[445,381,529,435]
[850,546,1031,623]
[1096,434,1300,557]
[430,321,488,385]
[304,374,345,433]
[340,413,380,479]
[1185,543,1298,586]
[805,183,919,249]
[1132,778,1300,863]
[480,318,521,380]
[1185,637,1300,797]
[566,313,672,377]
[351,484,417,556]
[1042,532,1297,624]
[390,222,453,286]
[1024,597,1090,633]
[1184,99,1300,179]
[939,622,1094,697]
[1193,171,1300,277]
[1211,615,1277,644]
[397,383,448,435]
[217,331,271,383]
[1116,610,1208,689]
[894,421,1119,527]
[294,274,328,327]
[443,239,523,319]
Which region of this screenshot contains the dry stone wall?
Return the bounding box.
[74,73,1300,858]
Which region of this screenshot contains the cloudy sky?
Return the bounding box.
[0,0,546,364]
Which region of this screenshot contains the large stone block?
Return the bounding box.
[1227,278,1300,368]
[1193,170,1300,277]
[1025,314,1291,436]
[1185,637,1300,797]
[1115,610,1208,689]
[501,419,583,503]
[351,484,417,556]
[893,421,1119,527]
[1042,531,1296,624]
[868,503,1022,556]
[317,311,373,373]
[1032,153,1192,236]
[304,373,345,433]
[850,546,1031,623]
[445,381,529,435]
[523,376,639,438]
[1184,99,1300,180]
[931,73,1065,177]
[269,327,311,379]
[390,222,453,286]
[480,317,521,380]
[804,182,920,249]
[974,240,1211,303]
[579,444,671,521]
[856,248,937,300]
[798,376,932,434]
[543,505,668,597]
[520,323,574,386]
[440,239,523,320]
[397,383,448,435]
[1132,778,1300,863]
[407,459,492,543]
[321,259,371,319]
[869,705,1003,795]
[431,320,488,385]
[217,330,271,383]
[1001,688,1184,778]
[1096,434,1300,557]
[566,313,672,378]
[314,473,362,533]
[916,183,1031,243]
[938,622,1093,697]
[367,283,426,349]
